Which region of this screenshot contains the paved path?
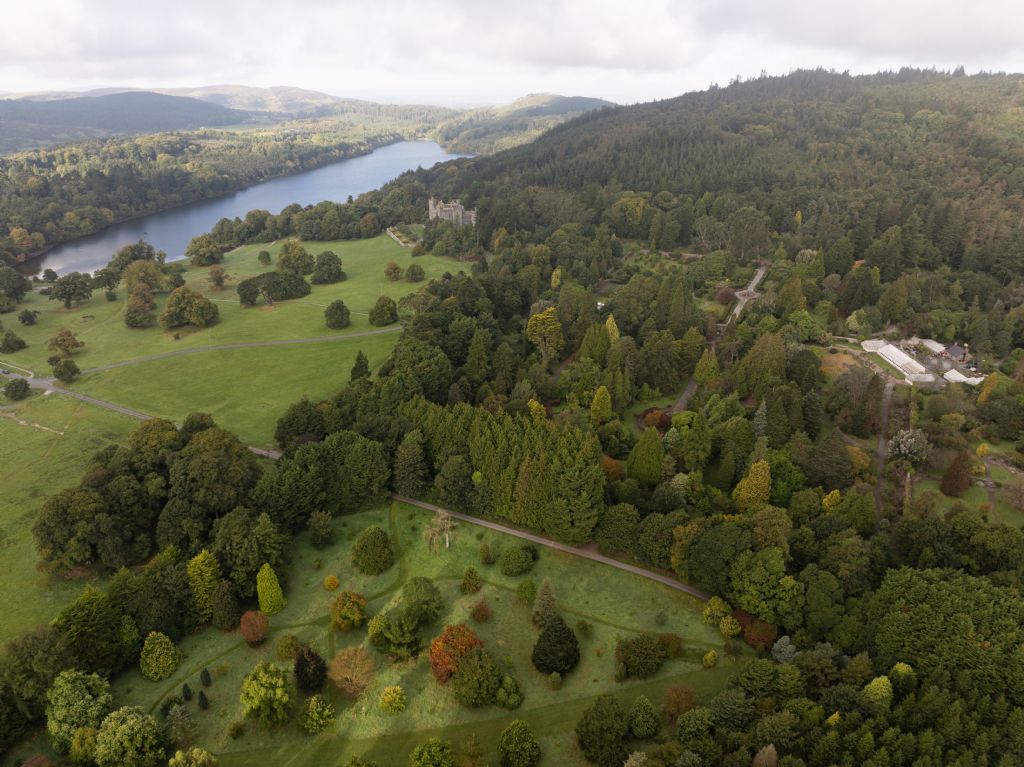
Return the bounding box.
[392,494,710,601]
[726,264,768,325]
[80,326,401,374]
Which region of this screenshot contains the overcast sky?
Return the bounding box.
[2,0,1022,106]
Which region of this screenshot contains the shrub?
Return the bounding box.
[228,721,245,739]
[516,579,536,605]
[275,634,301,661]
[290,646,326,694]
[531,615,580,675]
[429,624,484,684]
[324,300,351,329]
[299,694,336,734]
[719,615,741,638]
[498,719,541,767]
[239,610,269,646]
[702,596,732,626]
[323,575,339,591]
[410,738,454,767]
[379,685,407,713]
[479,542,495,565]
[139,632,181,681]
[200,668,211,687]
[328,646,375,698]
[548,672,562,691]
[168,747,218,766]
[331,591,368,631]
[69,727,99,764]
[629,695,659,739]
[197,691,209,710]
[615,633,666,679]
[3,377,29,400]
[459,566,483,594]
[351,526,395,575]
[495,675,523,709]
[575,619,593,639]
[470,599,492,623]
[743,620,779,650]
[240,663,293,725]
[702,650,717,667]
[256,563,286,616]
[182,683,193,701]
[309,511,334,547]
[164,704,197,749]
[499,546,535,576]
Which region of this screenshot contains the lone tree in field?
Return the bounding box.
[47,328,85,357]
[294,645,328,694]
[531,614,580,675]
[256,563,286,615]
[369,295,398,326]
[424,510,457,553]
[352,525,395,575]
[52,357,81,383]
[240,662,293,725]
[531,579,558,629]
[940,449,974,497]
[498,719,542,767]
[384,261,404,281]
[324,299,351,329]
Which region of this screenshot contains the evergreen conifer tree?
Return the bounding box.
[256,563,286,616]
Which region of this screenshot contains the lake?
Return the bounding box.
[35,141,467,275]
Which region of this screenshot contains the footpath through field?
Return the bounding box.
[392,493,710,601]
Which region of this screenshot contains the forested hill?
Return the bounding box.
[0,91,253,153]
[416,69,1024,280]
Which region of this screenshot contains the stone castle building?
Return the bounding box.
[428,197,477,227]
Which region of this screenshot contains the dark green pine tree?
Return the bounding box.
[531,614,580,675]
[393,429,429,497]
[627,428,664,488]
[350,350,370,382]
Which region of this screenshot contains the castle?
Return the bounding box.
[428,197,477,227]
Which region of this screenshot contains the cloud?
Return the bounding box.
[0,0,1020,105]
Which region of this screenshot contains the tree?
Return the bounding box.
[531,579,558,629]
[324,299,351,329]
[424,511,457,553]
[125,283,157,328]
[45,670,112,754]
[531,614,580,674]
[207,265,227,289]
[393,429,429,496]
[615,633,666,678]
[498,719,542,767]
[733,459,772,512]
[299,694,335,734]
[406,263,425,282]
[328,646,374,698]
[429,624,484,683]
[410,738,455,767]
[239,610,269,645]
[629,695,659,739]
[186,234,223,266]
[940,449,973,497]
[0,265,32,302]
[211,580,240,630]
[186,550,221,623]
[368,295,398,326]
[4,377,29,400]
[449,647,501,707]
[351,350,371,381]
[276,239,314,274]
[50,272,93,308]
[47,328,85,357]
[139,632,181,681]
[164,704,197,749]
[378,685,407,713]
[52,357,80,383]
[160,287,218,329]
[94,707,164,767]
[384,261,404,281]
[257,250,272,265]
[575,694,629,767]
[310,251,346,284]
[627,428,664,487]
[330,591,368,631]
[352,525,395,575]
[589,385,612,426]
[293,645,327,694]
[240,662,293,725]
[256,563,286,616]
[728,206,771,263]
[526,306,564,365]
[168,748,218,767]
[0,329,26,353]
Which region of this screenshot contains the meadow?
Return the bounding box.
[96,502,740,766]
[0,394,138,641]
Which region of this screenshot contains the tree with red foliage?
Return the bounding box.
[743,619,779,650]
[429,624,483,684]
[240,610,268,646]
[600,455,624,482]
[662,685,696,724]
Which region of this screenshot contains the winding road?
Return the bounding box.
[392,494,710,602]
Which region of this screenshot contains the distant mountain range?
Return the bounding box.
[0,86,614,155]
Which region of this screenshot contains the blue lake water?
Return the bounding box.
[36,141,466,275]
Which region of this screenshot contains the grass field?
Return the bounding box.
[0,393,138,642]
[81,502,740,767]
[2,235,458,373]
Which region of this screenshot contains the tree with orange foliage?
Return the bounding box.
[429,624,483,684]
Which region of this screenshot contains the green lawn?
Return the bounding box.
[2,235,460,373]
[74,332,397,447]
[912,477,990,514]
[0,394,138,642]
[96,502,739,767]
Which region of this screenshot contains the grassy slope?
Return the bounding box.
[101,502,739,766]
[0,394,137,641]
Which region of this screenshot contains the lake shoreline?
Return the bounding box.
[18,136,412,276]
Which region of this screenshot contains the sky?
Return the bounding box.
[2,0,1023,106]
